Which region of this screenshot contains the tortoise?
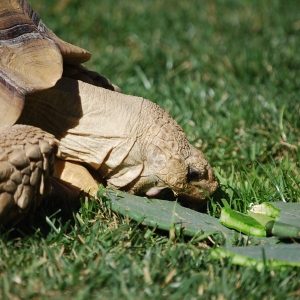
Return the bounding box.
[0,0,218,226]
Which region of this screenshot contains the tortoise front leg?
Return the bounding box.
[0,125,57,226]
[51,160,102,200]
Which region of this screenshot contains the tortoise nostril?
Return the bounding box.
[187,166,201,182]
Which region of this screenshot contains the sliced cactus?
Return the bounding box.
[211,244,300,270]
[99,189,278,245]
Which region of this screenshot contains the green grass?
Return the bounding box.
[1,0,300,298]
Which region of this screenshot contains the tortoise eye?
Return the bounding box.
[187,166,201,182]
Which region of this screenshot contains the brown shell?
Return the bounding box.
[0,0,92,128]
[24,1,92,64]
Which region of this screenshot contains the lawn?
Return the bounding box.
[1,0,300,298]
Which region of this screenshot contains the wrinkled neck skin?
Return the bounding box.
[18,78,218,208]
[18,77,146,180]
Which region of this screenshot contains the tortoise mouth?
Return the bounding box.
[143,177,218,202]
[193,179,218,195]
[145,187,176,201]
[145,186,167,197]
[176,179,219,210]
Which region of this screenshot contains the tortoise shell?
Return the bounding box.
[0,0,91,127]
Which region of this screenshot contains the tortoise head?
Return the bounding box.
[121,101,218,210]
[134,140,218,210]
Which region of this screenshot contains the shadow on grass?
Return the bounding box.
[0,195,80,242]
